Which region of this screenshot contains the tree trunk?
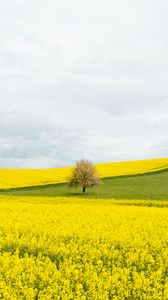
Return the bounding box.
[83,187,86,193]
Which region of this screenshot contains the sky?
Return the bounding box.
[0,0,168,168]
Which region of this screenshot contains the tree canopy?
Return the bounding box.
[68,159,100,193]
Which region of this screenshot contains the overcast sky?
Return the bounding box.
[0,0,168,168]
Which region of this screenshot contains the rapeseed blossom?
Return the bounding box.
[0,196,168,299]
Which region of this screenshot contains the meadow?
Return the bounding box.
[1,158,168,299]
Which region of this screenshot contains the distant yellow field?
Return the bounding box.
[96,157,168,177]
[0,158,168,189]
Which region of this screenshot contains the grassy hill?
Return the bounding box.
[1,167,168,200]
[0,158,168,189]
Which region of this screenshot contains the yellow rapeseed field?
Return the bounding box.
[1,196,168,299]
[0,158,168,189]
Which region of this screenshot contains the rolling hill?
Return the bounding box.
[0,158,168,190]
[1,163,168,201]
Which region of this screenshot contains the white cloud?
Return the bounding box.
[0,0,168,167]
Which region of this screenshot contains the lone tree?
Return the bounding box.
[68,159,100,193]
